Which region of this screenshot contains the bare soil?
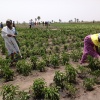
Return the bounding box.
[0,60,100,100]
[0,33,100,100]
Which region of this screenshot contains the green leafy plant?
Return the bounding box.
[16,60,32,76]
[87,56,100,71]
[17,91,30,100]
[30,56,38,70]
[55,46,60,53]
[65,83,77,97]
[39,47,46,56]
[2,66,14,82]
[1,84,18,100]
[53,71,66,89]
[90,70,100,84]
[42,55,50,67]
[44,86,60,100]
[1,44,6,55]
[83,78,95,91]
[50,54,59,68]
[32,78,46,99]
[65,64,77,83]
[70,50,81,62]
[77,65,89,79]
[0,58,11,67]
[37,60,46,72]
[64,44,68,51]
[61,52,69,65]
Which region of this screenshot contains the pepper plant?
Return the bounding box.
[65,64,77,83]
[44,86,60,100]
[53,71,66,89]
[2,66,14,82]
[32,78,46,99]
[16,60,32,76]
[37,60,46,72]
[1,84,18,100]
[83,78,95,91]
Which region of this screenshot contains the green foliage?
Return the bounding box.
[1,44,6,55]
[1,84,18,100]
[87,56,100,70]
[2,66,14,82]
[64,44,68,51]
[1,23,100,99]
[44,86,60,100]
[90,70,100,84]
[65,64,77,83]
[91,70,100,78]
[16,60,32,76]
[17,91,30,100]
[70,50,81,62]
[32,78,46,99]
[50,54,59,68]
[30,56,38,70]
[42,55,50,67]
[61,52,69,65]
[77,65,89,79]
[0,58,11,67]
[55,46,60,53]
[65,83,77,97]
[1,84,30,100]
[37,60,46,72]
[83,78,95,91]
[53,71,66,89]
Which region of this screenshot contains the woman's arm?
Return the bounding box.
[1,31,16,38]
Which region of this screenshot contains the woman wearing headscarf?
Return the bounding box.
[80,33,100,64]
[1,19,21,65]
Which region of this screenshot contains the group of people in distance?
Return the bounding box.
[29,20,50,29]
[1,19,100,66]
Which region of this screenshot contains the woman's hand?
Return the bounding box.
[7,34,16,37]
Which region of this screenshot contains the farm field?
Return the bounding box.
[0,23,100,100]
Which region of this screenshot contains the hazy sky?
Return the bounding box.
[0,0,100,23]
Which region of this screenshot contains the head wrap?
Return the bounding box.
[6,19,12,23]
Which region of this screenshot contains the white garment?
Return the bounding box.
[1,26,20,55]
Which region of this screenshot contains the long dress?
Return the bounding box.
[1,26,20,55]
[80,35,99,64]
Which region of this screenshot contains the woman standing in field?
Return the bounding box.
[80,33,100,64]
[1,19,21,65]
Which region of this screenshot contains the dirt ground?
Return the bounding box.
[0,61,100,100]
[0,29,100,100]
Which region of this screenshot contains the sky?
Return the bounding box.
[0,0,100,23]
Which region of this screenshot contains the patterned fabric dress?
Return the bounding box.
[81,35,99,64]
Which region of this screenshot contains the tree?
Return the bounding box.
[37,16,41,22]
[77,19,79,23]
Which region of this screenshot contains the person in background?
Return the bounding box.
[42,21,44,26]
[0,22,3,28]
[13,21,15,28]
[1,19,21,66]
[80,33,100,64]
[29,19,32,28]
